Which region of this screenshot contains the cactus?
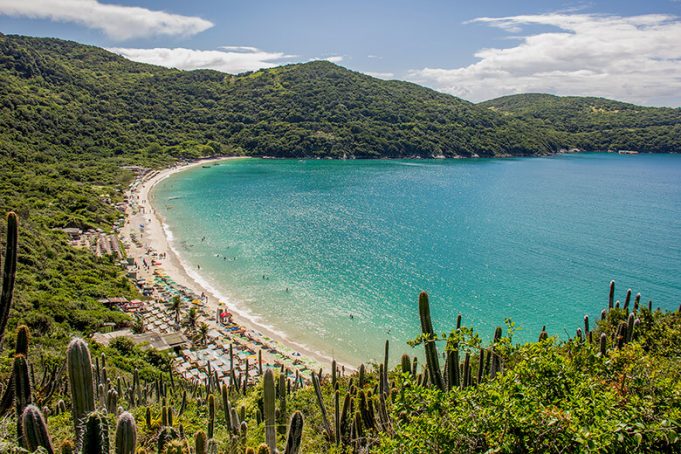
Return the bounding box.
[445,349,460,390]
[334,390,341,446]
[206,438,219,454]
[382,340,390,394]
[278,372,287,433]
[477,348,485,385]
[263,369,277,452]
[156,426,179,453]
[284,411,304,454]
[312,371,334,442]
[15,325,30,356]
[115,411,137,454]
[626,312,636,343]
[400,354,411,375]
[624,289,632,311]
[220,384,233,432]
[583,315,589,338]
[0,212,18,345]
[331,359,337,389]
[22,405,54,454]
[14,354,32,448]
[207,394,215,438]
[145,407,151,428]
[67,338,95,441]
[418,291,444,391]
[358,389,374,430]
[60,439,75,454]
[194,431,207,454]
[608,280,615,309]
[81,411,110,454]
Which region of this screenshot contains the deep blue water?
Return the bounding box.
[154,153,681,365]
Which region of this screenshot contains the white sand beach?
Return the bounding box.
[119,157,353,381]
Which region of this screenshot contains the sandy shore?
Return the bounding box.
[122,156,351,374]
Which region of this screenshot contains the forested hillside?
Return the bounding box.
[480,94,681,152]
[0,34,559,160]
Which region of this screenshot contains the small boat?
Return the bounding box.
[202,165,211,168]
[618,150,639,155]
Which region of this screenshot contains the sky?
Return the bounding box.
[1,0,681,106]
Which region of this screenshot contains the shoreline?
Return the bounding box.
[123,156,353,375]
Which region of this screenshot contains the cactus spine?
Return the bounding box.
[67,338,95,441]
[115,411,137,454]
[284,411,304,454]
[22,405,54,454]
[418,291,444,391]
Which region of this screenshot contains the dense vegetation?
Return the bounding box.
[0,32,680,452]
[0,34,564,160]
[480,93,681,152]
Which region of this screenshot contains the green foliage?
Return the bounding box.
[481,93,681,152]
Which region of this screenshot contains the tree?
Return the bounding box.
[185,307,198,333]
[171,296,182,325]
[197,322,209,346]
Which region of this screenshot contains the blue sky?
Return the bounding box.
[1,0,681,105]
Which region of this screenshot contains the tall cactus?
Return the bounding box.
[14,354,32,448]
[81,411,110,454]
[115,411,137,454]
[418,292,444,391]
[67,338,95,441]
[608,280,615,309]
[0,211,18,345]
[22,404,53,453]
[221,384,234,433]
[207,394,215,438]
[194,431,207,454]
[284,411,304,454]
[15,325,30,356]
[278,372,287,434]
[312,371,334,442]
[263,369,277,453]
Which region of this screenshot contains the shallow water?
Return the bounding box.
[154,153,681,366]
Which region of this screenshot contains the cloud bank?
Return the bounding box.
[109,46,294,74]
[409,13,681,106]
[0,0,213,40]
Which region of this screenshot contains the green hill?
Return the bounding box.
[0,34,559,160]
[480,94,681,152]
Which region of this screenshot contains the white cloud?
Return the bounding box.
[322,55,344,63]
[409,13,681,106]
[0,0,213,40]
[364,71,395,80]
[108,46,294,73]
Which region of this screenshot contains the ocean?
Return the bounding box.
[153,153,681,366]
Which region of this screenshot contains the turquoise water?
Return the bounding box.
[154,154,681,366]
